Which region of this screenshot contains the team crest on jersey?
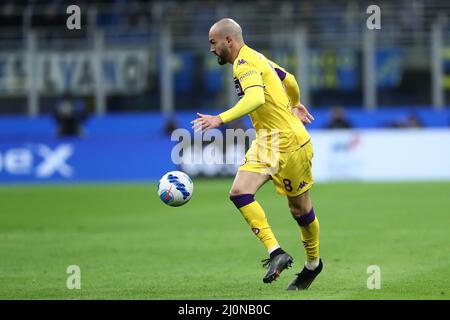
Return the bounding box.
[237,59,247,66]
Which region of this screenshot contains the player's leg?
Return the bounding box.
[271,141,322,289]
[229,170,278,253]
[287,190,320,270]
[229,170,293,283]
[286,190,323,290]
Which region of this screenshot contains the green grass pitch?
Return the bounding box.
[0,179,449,300]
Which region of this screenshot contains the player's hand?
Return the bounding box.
[292,104,315,125]
[191,113,223,133]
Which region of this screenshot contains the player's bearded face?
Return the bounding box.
[216,44,230,65]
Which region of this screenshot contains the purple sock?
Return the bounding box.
[294,208,316,226]
[230,194,255,208]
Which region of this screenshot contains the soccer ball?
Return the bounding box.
[157,171,194,206]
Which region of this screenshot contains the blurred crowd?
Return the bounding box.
[1,0,446,35]
[325,107,424,129]
[1,0,449,120]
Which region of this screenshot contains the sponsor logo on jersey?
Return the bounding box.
[238,70,258,82]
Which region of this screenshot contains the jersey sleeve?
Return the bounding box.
[234,60,264,92]
[217,60,266,124]
[219,86,265,123]
[268,60,288,81]
[268,60,301,106]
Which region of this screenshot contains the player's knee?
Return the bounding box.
[289,205,302,217]
[229,187,242,197]
[289,203,309,217]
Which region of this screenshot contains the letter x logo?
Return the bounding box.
[35,144,74,178]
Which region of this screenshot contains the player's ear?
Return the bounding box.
[225,35,233,47]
